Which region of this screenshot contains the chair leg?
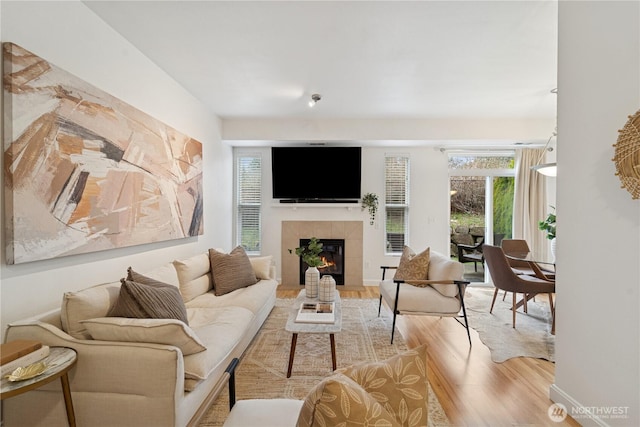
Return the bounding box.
[377,295,383,317]
[512,292,517,328]
[391,312,397,344]
[457,285,472,347]
[548,293,555,334]
[490,288,499,313]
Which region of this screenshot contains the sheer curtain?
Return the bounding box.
[513,149,549,258]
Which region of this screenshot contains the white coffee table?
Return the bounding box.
[285,289,342,378]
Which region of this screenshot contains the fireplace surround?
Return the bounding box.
[281,221,363,288]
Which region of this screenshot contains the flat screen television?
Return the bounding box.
[271,146,361,202]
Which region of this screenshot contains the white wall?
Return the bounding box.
[236,145,451,284]
[0,1,232,335]
[552,1,639,425]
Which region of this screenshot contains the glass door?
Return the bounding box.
[449,154,515,283]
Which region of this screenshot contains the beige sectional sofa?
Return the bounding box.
[3,250,278,427]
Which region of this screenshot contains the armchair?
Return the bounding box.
[378,248,471,346]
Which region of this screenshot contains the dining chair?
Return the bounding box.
[482,244,555,329]
[501,239,536,276]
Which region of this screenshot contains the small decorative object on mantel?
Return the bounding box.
[289,237,324,298]
[361,192,379,225]
[319,275,336,302]
[613,109,640,199]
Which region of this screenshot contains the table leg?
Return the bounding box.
[60,373,76,427]
[330,333,337,371]
[287,333,298,378]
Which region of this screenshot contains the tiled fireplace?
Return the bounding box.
[281,221,363,288]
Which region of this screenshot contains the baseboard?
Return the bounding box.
[549,384,612,427]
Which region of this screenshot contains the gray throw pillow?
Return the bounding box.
[108,276,189,325]
[209,246,258,296]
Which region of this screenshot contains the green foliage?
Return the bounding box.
[289,237,324,267]
[538,206,556,240]
[493,176,514,239]
[361,193,379,225]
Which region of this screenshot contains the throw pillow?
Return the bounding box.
[393,246,430,282]
[173,253,213,303]
[81,317,206,355]
[249,255,273,280]
[297,373,400,427]
[107,279,189,325]
[338,344,429,427]
[208,246,258,296]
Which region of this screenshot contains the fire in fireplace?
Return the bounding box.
[299,238,345,285]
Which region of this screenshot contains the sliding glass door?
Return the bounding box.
[449,154,514,283]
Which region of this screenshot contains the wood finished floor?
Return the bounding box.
[277,286,580,427]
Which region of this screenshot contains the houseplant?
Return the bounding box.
[289,237,324,297]
[538,207,556,240]
[538,206,556,260]
[361,192,379,225]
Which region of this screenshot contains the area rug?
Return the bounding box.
[464,287,555,363]
[199,297,450,426]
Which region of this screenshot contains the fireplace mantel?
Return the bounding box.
[281,221,363,289]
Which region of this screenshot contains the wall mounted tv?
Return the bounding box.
[271,146,362,203]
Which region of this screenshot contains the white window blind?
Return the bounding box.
[385,155,409,254]
[236,155,261,254]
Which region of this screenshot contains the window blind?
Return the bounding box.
[385,155,409,254]
[237,155,261,254]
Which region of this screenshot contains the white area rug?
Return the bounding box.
[464,287,555,363]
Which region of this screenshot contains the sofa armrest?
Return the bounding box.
[5,321,183,398]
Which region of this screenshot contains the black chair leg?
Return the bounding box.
[378,295,383,317]
[391,312,397,344]
[457,283,472,347]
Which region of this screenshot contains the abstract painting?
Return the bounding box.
[3,43,203,264]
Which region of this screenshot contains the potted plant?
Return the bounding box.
[538,206,556,240]
[538,206,557,260]
[361,192,379,225]
[289,237,324,297]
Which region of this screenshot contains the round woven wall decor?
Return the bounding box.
[613,109,640,199]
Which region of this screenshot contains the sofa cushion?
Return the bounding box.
[81,317,206,355]
[393,246,430,281]
[61,282,121,339]
[209,247,258,296]
[173,252,213,303]
[338,344,429,426]
[183,306,254,380]
[249,255,273,280]
[107,279,189,324]
[297,373,399,427]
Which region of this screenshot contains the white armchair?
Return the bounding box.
[378,248,471,345]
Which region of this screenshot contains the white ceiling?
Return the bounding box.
[84,1,558,123]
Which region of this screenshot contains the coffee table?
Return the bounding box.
[285,289,342,378]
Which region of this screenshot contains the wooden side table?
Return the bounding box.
[1,347,77,427]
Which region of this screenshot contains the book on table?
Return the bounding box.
[295,302,335,324]
[0,340,50,376]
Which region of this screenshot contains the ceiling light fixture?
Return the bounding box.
[531,88,558,177]
[308,93,321,107]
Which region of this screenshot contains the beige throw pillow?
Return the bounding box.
[338,344,429,426]
[209,246,258,296]
[81,317,206,355]
[393,246,430,282]
[107,279,189,325]
[249,255,273,280]
[297,373,400,427]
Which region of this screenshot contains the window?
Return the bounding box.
[236,155,261,254]
[385,155,409,254]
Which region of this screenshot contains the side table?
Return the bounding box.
[1,346,77,427]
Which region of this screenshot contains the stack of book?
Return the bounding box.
[1,340,50,377]
[295,302,335,324]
